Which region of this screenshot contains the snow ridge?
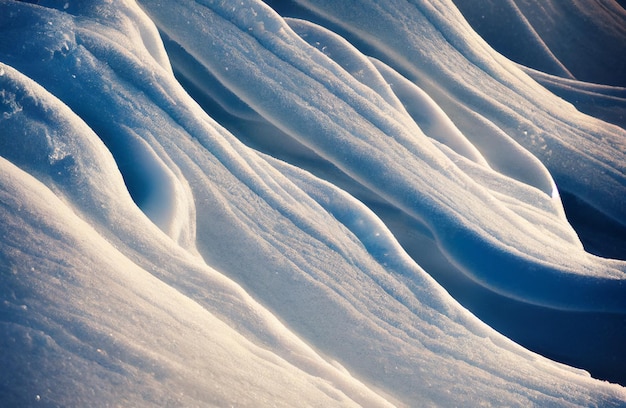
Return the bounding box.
[1,0,625,406]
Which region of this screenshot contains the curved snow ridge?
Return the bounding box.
[286,0,626,228]
[434,223,626,311]
[266,155,626,406]
[284,18,409,117]
[140,0,626,306]
[0,3,198,249]
[451,0,626,87]
[522,64,626,131]
[0,63,152,234]
[451,0,575,79]
[2,0,626,405]
[368,57,556,196]
[136,0,626,385]
[0,158,396,408]
[307,0,625,248]
[286,17,491,169]
[0,45,399,406]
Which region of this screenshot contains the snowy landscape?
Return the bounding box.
[1,0,625,406]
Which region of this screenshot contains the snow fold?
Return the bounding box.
[1,0,625,406]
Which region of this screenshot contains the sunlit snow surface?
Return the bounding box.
[1,0,626,406]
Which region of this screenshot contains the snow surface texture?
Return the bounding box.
[0,0,625,406]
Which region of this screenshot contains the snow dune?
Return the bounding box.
[1,0,625,406]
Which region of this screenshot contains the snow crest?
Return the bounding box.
[1,0,625,406]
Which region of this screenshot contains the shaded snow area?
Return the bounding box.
[1,0,626,406]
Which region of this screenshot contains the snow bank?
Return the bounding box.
[1,0,625,406]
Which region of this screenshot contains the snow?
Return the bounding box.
[1,0,625,406]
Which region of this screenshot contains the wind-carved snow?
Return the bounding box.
[1,0,625,406]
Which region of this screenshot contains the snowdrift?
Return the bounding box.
[1,0,625,406]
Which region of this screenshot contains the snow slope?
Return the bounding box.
[1,0,625,406]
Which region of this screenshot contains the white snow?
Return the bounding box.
[1,0,625,406]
